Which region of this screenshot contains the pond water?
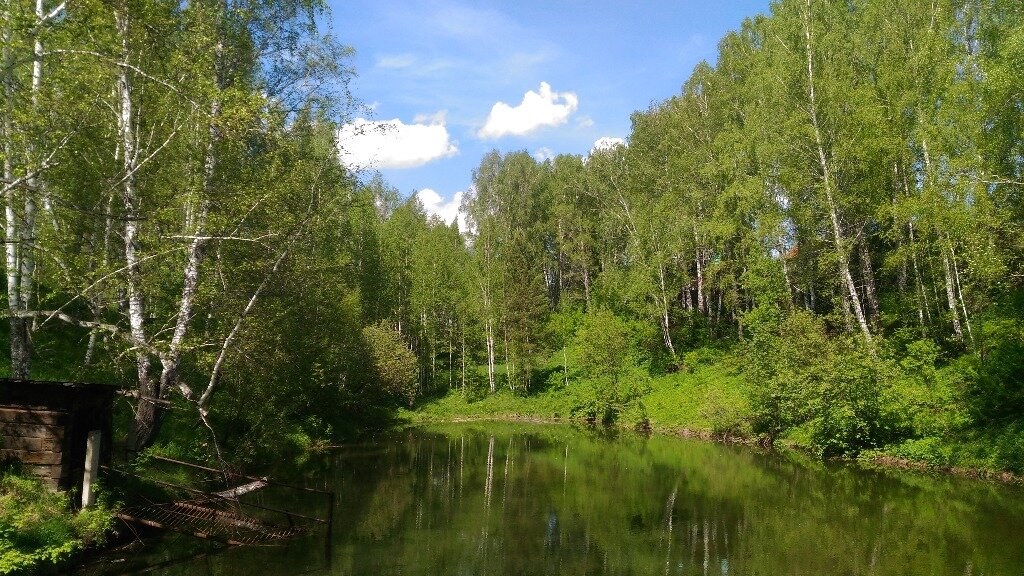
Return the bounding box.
[76,423,1024,575]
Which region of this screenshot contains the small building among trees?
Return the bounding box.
[0,379,115,491]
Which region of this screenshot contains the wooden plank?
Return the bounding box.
[0,435,53,451]
[1,448,61,465]
[0,422,63,439]
[0,407,64,423]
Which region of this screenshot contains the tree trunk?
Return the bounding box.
[780,247,794,308]
[3,1,27,378]
[116,7,159,454]
[694,233,706,315]
[581,265,590,309]
[485,317,496,394]
[657,264,677,357]
[802,0,872,347]
[908,220,929,328]
[947,238,973,346]
[460,324,467,394]
[859,235,881,327]
[941,247,963,342]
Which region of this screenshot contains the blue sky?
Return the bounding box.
[327,1,771,225]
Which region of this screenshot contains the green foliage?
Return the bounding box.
[0,471,115,574]
[745,311,903,457]
[363,322,420,408]
[963,312,1024,425]
[567,308,650,424]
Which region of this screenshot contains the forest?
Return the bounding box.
[1,0,1023,477]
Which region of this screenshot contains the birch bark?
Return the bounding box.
[116,7,159,453]
[802,0,873,346]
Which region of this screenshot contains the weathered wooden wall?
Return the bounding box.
[0,380,114,489]
[0,406,66,486]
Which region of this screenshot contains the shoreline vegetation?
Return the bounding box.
[399,343,1024,487]
[2,0,1023,571]
[0,470,114,575]
[403,407,1024,486]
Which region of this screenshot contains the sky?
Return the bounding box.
[327,1,772,227]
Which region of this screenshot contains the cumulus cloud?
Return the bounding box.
[417,188,467,232]
[478,82,578,139]
[533,147,555,163]
[590,136,626,155]
[338,116,458,170]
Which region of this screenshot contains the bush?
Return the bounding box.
[567,308,650,424]
[0,471,115,574]
[745,310,901,457]
[362,322,420,407]
[882,437,953,468]
[699,383,751,438]
[990,423,1024,474]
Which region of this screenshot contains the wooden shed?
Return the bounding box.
[0,379,115,490]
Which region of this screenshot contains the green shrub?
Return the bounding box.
[362,322,420,407]
[567,308,650,424]
[0,471,115,574]
[745,310,902,457]
[882,437,953,468]
[990,423,1024,474]
[699,383,751,438]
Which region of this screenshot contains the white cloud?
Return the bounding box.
[413,110,448,124]
[478,82,579,139]
[590,136,626,155]
[376,54,417,69]
[417,188,467,232]
[533,147,555,163]
[576,116,595,129]
[338,116,458,170]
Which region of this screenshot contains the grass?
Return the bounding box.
[404,348,751,439]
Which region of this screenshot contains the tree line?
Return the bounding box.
[375,0,1024,461]
[3,0,1023,464]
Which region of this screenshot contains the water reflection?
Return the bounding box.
[77,424,1024,575]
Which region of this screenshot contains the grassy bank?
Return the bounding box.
[0,470,115,575]
[404,357,748,437]
[403,343,1024,483]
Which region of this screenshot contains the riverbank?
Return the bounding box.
[401,358,1024,486]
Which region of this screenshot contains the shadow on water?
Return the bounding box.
[74,423,1024,575]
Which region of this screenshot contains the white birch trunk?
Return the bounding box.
[908,220,929,327]
[942,243,964,342]
[657,264,676,357]
[460,324,466,394]
[802,0,872,346]
[3,0,26,377]
[947,238,973,345]
[694,232,705,315]
[859,237,880,326]
[484,286,496,393]
[116,7,158,453]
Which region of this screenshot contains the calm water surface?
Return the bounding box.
[77,423,1024,575]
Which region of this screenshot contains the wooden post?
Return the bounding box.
[324,490,335,564]
[82,430,101,508]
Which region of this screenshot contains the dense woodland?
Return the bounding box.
[2,0,1023,470]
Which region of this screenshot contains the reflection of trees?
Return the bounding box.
[329,425,1024,575]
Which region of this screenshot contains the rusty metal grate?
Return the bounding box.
[118,498,308,545]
